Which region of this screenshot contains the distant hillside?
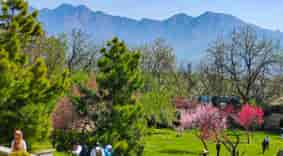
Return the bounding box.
[36,4,283,62]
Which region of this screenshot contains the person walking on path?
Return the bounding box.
[262,136,270,154]
[216,141,221,156]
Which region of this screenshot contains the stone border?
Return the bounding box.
[0,146,11,155]
[0,146,54,156]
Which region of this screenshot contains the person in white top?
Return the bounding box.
[11,130,27,152]
[72,143,83,156]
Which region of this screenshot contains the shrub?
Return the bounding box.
[96,104,146,156]
[51,130,95,151]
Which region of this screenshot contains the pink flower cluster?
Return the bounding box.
[181,105,227,139]
[236,104,264,129]
[180,103,264,140]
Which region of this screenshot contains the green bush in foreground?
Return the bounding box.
[51,130,94,152]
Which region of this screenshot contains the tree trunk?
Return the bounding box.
[231,147,238,156]
[247,131,250,144]
[200,138,209,152]
[216,147,220,156]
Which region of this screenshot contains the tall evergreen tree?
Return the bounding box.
[0,0,68,143]
[95,38,145,156]
[97,37,143,105]
[63,38,145,155]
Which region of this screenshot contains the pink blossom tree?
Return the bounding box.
[235,104,264,144]
[180,103,264,155]
[181,105,227,152]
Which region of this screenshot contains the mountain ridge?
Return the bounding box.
[36,3,283,62]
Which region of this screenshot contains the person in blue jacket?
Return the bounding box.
[104,145,113,156]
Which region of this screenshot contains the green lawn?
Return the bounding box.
[33,129,283,156]
[143,129,283,156]
[30,141,53,153]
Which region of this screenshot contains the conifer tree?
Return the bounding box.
[0,0,68,143]
[96,38,146,156]
[97,37,143,105]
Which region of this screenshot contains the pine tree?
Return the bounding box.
[51,38,145,155]
[0,0,68,143]
[97,37,143,105]
[96,38,146,156]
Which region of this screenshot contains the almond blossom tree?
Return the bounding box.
[221,104,264,155]
[236,104,264,144]
[181,105,227,152]
[181,103,263,155]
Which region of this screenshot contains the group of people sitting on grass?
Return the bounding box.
[72,142,113,156]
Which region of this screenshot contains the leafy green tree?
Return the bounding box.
[138,79,176,128]
[0,0,68,143]
[36,35,68,76]
[43,35,68,76]
[24,34,68,76]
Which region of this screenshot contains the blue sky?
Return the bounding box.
[27,0,283,31]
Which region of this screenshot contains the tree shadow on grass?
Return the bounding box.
[159,149,200,155]
[150,131,171,135]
